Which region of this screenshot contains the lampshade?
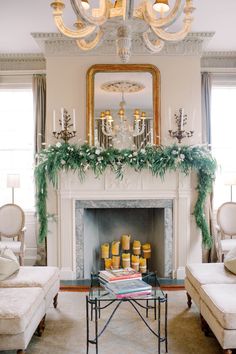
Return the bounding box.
[81,0,90,10]
[224,173,236,186]
[153,0,170,12]
[7,174,20,188]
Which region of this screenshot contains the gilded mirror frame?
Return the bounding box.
[86,64,161,146]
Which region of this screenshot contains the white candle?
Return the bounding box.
[72,109,76,131]
[53,110,56,132]
[61,107,64,130]
[180,108,184,130]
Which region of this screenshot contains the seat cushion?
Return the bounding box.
[0,266,59,295]
[221,239,236,253]
[200,284,236,330]
[185,263,236,292]
[224,246,236,274]
[0,241,23,253]
[0,287,44,334]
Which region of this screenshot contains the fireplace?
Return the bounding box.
[50,169,201,280]
[75,199,173,279]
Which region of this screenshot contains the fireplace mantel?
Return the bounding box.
[47,168,201,280]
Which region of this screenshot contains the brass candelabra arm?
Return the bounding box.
[169,108,194,143]
[52,109,76,143]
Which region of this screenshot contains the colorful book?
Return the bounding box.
[99,268,141,283]
[102,279,152,295]
[116,290,152,299]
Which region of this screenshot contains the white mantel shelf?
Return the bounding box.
[47,168,201,280]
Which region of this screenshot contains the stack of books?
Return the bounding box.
[98,268,152,298]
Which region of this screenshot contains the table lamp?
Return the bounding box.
[224,173,236,202]
[7,174,20,204]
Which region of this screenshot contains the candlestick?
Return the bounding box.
[180,108,184,130]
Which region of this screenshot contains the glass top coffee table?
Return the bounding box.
[86,284,168,354]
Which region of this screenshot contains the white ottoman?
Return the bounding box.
[200,284,236,353]
[0,266,60,309]
[0,287,45,353]
[185,263,236,309]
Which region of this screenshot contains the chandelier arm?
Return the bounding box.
[70,0,109,26]
[101,121,114,137]
[141,0,183,28]
[76,30,104,50]
[52,11,97,38]
[142,31,165,53]
[150,16,193,42]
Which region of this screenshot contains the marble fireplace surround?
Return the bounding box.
[56,169,201,280]
[75,199,173,279]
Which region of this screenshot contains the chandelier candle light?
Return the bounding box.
[50,0,195,63]
[169,108,194,144]
[53,108,76,143]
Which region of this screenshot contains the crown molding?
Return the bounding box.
[31,32,214,57]
[201,51,236,69]
[0,53,46,71]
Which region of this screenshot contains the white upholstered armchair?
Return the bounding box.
[0,204,26,265]
[215,202,236,261]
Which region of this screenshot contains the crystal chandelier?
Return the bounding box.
[96,80,149,149]
[50,0,195,63]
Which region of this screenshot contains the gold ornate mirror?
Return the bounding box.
[87,64,160,149]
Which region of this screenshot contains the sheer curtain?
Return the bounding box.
[32,74,47,265]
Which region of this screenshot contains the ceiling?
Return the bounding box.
[0,0,236,54]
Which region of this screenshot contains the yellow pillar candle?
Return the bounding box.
[133,240,141,255]
[142,243,151,259]
[131,254,139,271]
[121,234,131,250]
[101,243,109,259]
[122,253,130,268]
[111,241,120,256]
[112,255,120,269]
[139,257,147,273]
[104,258,112,270]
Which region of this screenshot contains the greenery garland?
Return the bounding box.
[35,142,217,247]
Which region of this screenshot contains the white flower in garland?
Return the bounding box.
[56,142,62,148]
[180,154,185,161]
[61,160,66,165]
[95,149,101,155]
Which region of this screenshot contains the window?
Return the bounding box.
[0,79,34,210]
[211,75,236,208]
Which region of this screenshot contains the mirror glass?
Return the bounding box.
[87,64,160,149]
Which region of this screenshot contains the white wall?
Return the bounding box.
[45,54,202,270]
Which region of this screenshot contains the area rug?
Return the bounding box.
[1,291,224,354]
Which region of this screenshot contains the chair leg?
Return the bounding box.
[53,293,58,309]
[36,315,46,337]
[223,350,232,354]
[19,255,24,266]
[17,350,26,354]
[186,292,192,308]
[200,314,211,336]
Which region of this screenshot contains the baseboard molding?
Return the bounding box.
[176,267,186,280]
[60,268,77,280]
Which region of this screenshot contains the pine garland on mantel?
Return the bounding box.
[35,142,217,247]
